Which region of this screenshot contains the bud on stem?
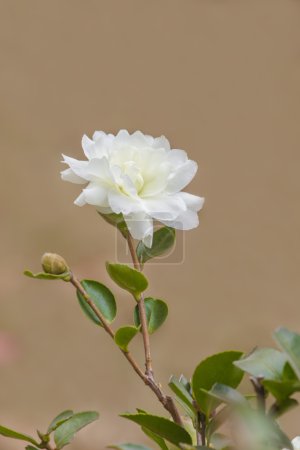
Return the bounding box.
[41,253,69,275]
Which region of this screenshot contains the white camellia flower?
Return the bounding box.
[61,130,204,247]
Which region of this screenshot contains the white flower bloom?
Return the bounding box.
[61,130,204,247]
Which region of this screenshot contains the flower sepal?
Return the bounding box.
[24,270,71,282]
[24,252,71,282]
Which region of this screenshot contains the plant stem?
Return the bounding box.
[44,443,55,450]
[250,376,266,413]
[37,431,56,450]
[196,412,206,446]
[127,235,153,376]
[196,431,202,446]
[70,275,145,381]
[70,273,182,425]
[126,234,182,425]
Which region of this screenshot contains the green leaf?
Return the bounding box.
[25,447,40,450]
[77,280,116,326]
[108,445,152,450]
[203,383,247,406]
[134,298,168,334]
[282,361,298,381]
[269,398,298,419]
[234,348,287,381]
[114,326,139,352]
[99,212,128,238]
[262,379,300,402]
[178,374,191,391]
[106,263,148,299]
[136,408,174,449]
[141,426,169,450]
[192,351,244,416]
[47,410,74,433]
[54,411,99,449]
[24,270,71,281]
[168,375,196,419]
[0,425,39,446]
[120,413,192,447]
[136,227,176,265]
[273,327,300,378]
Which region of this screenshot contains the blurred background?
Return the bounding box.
[1,0,300,448]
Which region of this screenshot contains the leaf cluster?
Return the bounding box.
[0,410,99,450]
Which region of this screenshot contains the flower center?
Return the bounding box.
[122,161,144,194]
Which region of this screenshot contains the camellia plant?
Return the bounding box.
[2,130,300,450]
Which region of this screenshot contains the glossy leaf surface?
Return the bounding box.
[77,280,116,326]
[134,298,168,334]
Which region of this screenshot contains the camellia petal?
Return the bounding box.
[166,160,198,194]
[82,134,96,160]
[108,190,142,215]
[167,149,188,167]
[61,130,203,246]
[152,135,171,150]
[86,158,113,183]
[161,210,200,230]
[62,155,89,178]
[178,192,205,212]
[74,192,86,206]
[61,168,87,184]
[83,183,108,207]
[143,195,187,221]
[125,212,153,247]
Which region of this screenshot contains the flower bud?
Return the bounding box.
[41,253,69,275]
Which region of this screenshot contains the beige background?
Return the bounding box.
[1,0,300,448]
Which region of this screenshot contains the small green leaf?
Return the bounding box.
[141,426,169,450]
[115,326,139,352]
[178,374,191,391]
[99,212,128,237]
[234,348,287,381]
[54,411,99,449]
[262,379,300,402]
[106,263,148,299]
[47,410,74,433]
[134,298,168,334]
[24,270,71,281]
[192,351,244,416]
[270,398,298,419]
[282,361,298,381]
[108,445,152,450]
[137,227,176,265]
[203,383,247,406]
[273,327,300,378]
[168,375,196,419]
[120,413,192,447]
[25,447,40,450]
[77,280,116,326]
[0,425,39,446]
